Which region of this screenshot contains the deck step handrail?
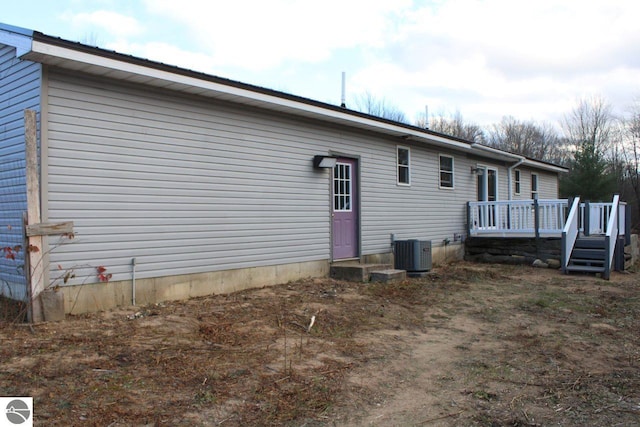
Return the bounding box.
[604,194,620,279]
[561,197,581,272]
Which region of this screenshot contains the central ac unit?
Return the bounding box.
[394,240,432,272]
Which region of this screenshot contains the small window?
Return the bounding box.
[439,155,454,188]
[334,162,352,211]
[397,147,410,185]
[514,170,521,195]
[531,173,538,199]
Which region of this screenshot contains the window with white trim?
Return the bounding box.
[334,162,352,211]
[514,170,521,195]
[531,173,538,199]
[397,146,410,185]
[439,155,454,188]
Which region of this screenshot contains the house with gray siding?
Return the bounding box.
[0,23,567,315]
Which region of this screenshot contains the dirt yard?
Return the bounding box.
[1,262,639,426]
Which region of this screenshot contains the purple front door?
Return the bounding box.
[332,158,358,259]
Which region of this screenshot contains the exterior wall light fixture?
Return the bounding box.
[313,155,338,169]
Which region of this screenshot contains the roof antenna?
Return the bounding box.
[424,105,429,129]
[340,71,346,108]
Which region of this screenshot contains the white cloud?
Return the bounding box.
[403,0,640,74]
[344,0,640,125]
[143,0,412,70]
[57,0,640,127]
[63,10,144,38]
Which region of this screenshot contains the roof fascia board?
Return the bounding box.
[470,143,524,162]
[522,159,568,173]
[0,27,33,57]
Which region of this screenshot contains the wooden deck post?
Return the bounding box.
[466,202,471,237]
[25,109,45,322]
[533,197,540,240]
[584,200,590,237]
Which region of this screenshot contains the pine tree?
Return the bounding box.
[560,140,616,201]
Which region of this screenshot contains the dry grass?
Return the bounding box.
[1,262,639,426]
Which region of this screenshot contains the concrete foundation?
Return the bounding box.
[61,260,330,314]
[432,243,465,265]
[58,244,467,315]
[361,252,394,265]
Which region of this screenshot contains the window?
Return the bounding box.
[439,155,454,188]
[531,173,538,199]
[333,162,352,211]
[514,170,521,195]
[397,146,410,185]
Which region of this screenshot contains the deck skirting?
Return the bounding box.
[465,236,562,266]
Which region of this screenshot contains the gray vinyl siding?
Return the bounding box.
[46,71,332,284]
[45,70,561,285]
[0,44,41,300]
[512,168,559,200]
[537,170,559,198]
[45,72,477,284]
[515,168,559,200]
[360,147,479,251]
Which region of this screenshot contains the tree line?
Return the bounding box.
[353,92,640,230]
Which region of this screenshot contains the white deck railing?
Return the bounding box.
[468,199,568,236]
[468,198,625,238]
[561,197,581,272]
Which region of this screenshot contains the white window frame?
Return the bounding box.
[514,169,521,195]
[476,165,499,202]
[397,146,411,186]
[531,173,539,199]
[333,162,353,212]
[439,154,454,189]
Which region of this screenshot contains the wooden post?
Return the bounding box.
[25,109,44,323]
[584,200,590,237]
[533,197,540,239]
[466,202,471,237]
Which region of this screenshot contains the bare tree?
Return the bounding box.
[419,110,484,143]
[351,91,408,123]
[486,116,567,164]
[562,96,614,155]
[618,99,640,229]
[81,31,102,47]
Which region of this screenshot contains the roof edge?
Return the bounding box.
[0,22,33,37]
[0,22,33,56]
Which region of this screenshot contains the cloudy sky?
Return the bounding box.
[3,0,639,128]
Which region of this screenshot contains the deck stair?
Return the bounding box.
[566,235,607,274]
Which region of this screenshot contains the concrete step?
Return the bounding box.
[330,263,393,282]
[370,269,406,283]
